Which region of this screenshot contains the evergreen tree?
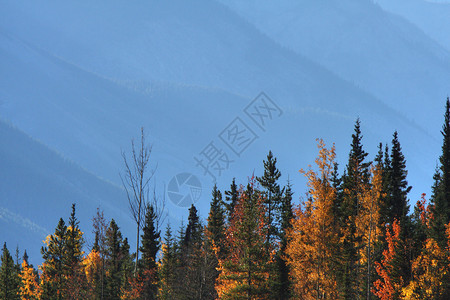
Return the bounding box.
[375,143,389,227]
[276,179,294,299]
[389,131,412,236]
[184,204,202,247]
[339,118,371,298]
[0,243,19,300]
[204,185,226,299]
[430,98,450,248]
[206,184,226,257]
[224,178,238,220]
[40,218,68,299]
[139,204,161,299]
[104,219,127,300]
[65,204,86,298]
[180,204,215,299]
[159,224,176,299]
[257,150,283,249]
[66,204,84,268]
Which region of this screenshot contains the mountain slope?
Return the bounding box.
[218,0,450,134]
[0,120,131,264]
[0,0,443,262]
[375,0,450,52]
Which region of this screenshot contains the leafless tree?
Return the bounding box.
[120,127,157,276]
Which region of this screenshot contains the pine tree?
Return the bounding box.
[184,205,202,247]
[179,204,215,299]
[104,219,128,300]
[204,185,227,299]
[40,218,68,299]
[138,204,161,299]
[257,150,283,250]
[0,243,20,300]
[276,179,294,299]
[389,132,412,235]
[159,224,176,299]
[206,184,226,257]
[339,118,371,298]
[375,143,390,228]
[430,98,450,248]
[65,204,86,298]
[224,178,238,220]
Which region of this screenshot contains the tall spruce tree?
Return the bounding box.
[184,204,202,247]
[224,178,238,220]
[141,204,161,271]
[159,224,176,299]
[104,219,128,300]
[430,98,450,247]
[257,151,283,249]
[66,204,84,269]
[339,118,371,299]
[276,179,294,300]
[389,131,412,237]
[0,243,19,300]
[139,204,161,299]
[182,204,213,299]
[41,218,68,299]
[65,204,86,298]
[205,185,226,299]
[206,184,226,256]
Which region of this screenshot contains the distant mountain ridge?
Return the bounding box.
[0,0,445,264]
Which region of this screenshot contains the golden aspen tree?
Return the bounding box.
[401,238,449,299]
[286,139,339,299]
[82,249,101,298]
[18,259,40,300]
[356,166,384,298]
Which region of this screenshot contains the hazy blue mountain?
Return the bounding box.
[0,0,444,263]
[375,0,450,52]
[0,120,131,264]
[218,0,450,135]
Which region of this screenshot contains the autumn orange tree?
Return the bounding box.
[216,178,273,299]
[286,139,340,299]
[373,219,405,300]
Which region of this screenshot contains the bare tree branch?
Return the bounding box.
[120,127,157,276]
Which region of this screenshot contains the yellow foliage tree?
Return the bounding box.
[82,249,102,298]
[356,165,384,297]
[401,221,450,299]
[18,260,40,300]
[286,139,339,299]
